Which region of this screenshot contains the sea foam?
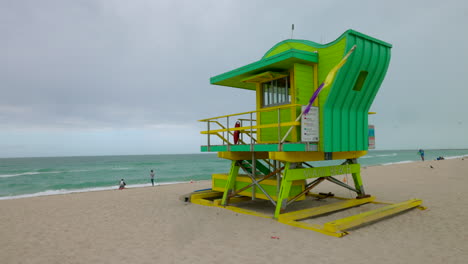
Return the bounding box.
[0,181,187,200]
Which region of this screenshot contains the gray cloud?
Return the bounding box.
[1,0,467,156]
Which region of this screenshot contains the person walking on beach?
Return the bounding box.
[150,170,155,186]
[418,149,425,161]
[119,179,126,190]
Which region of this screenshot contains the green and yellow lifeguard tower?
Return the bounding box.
[191,29,424,237]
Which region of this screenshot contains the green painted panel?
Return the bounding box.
[294,64,314,105]
[253,144,279,152]
[282,144,306,151]
[202,143,316,152]
[201,145,227,152]
[293,63,314,140]
[230,145,251,151]
[243,160,272,175]
[265,43,318,58]
[263,30,391,59]
[259,108,294,142]
[322,32,391,152]
[259,30,391,153]
[256,160,272,175]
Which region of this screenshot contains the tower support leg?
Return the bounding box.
[221,160,240,206]
[348,159,368,198]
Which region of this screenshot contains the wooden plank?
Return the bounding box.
[323,199,423,233]
[278,219,346,237]
[279,196,375,221]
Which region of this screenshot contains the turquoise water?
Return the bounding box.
[1,149,467,199]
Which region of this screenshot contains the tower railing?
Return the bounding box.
[199,104,302,150]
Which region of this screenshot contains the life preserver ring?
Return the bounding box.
[233,121,241,144]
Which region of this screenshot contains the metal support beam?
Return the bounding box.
[228,166,284,198]
[239,162,277,206]
[251,152,256,200]
[287,177,325,206]
[325,176,359,193]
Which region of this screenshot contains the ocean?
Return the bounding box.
[1,149,467,200]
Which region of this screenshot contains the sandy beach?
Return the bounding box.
[1,158,467,264]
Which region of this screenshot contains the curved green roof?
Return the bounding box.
[210,49,318,90]
[262,29,391,59]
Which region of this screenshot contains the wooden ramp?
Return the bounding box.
[190,191,425,237]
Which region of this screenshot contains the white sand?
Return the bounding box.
[1,158,467,263]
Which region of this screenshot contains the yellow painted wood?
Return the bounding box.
[224,205,272,219]
[197,197,272,218]
[221,161,240,205]
[241,71,288,83]
[278,196,375,221]
[278,219,346,237]
[191,192,425,237]
[193,197,271,218]
[286,164,360,180]
[217,152,269,160]
[192,198,215,207]
[323,199,423,233]
[213,196,251,206]
[274,162,292,218]
[191,191,221,199]
[269,151,367,162]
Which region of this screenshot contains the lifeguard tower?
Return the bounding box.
[190,29,424,237]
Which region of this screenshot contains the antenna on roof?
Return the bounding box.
[291,24,295,39]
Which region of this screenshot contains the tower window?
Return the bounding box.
[262,76,290,107]
[353,71,368,91]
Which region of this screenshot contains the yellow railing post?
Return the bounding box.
[277,108,282,151]
[250,112,253,150]
[226,116,230,149]
[207,121,210,151]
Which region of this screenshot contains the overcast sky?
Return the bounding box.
[1,0,467,158]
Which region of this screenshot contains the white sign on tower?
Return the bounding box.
[301,106,319,142]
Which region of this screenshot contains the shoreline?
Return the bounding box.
[1,154,467,201]
[0,180,193,201]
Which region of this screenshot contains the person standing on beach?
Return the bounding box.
[418,149,425,161]
[119,179,126,190]
[150,170,155,186]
